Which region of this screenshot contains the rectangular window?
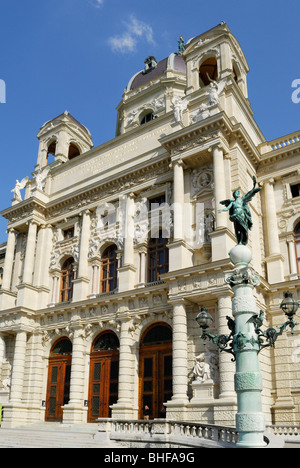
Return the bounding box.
[291,183,300,198]
[63,227,74,240]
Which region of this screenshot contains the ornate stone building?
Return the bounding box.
[0,23,299,428]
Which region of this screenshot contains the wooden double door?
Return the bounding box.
[45,355,71,422]
[139,344,172,419]
[88,350,119,422]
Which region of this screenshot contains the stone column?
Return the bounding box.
[112,319,135,418]
[36,140,48,169]
[78,211,90,279]
[118,194,136,291]
[169,160,193,270]
[210,145,235,261]
[173,160,184,241]
[171,300,188,405]
[1,229,16,291]
[263,179,284,283]
[264,179,280,254]
[33,224,53,289]
[49,272,60,306]
[138,246,147,284]
[123,194,135,266]
[217,293,235,399]
[91,262,100,296]
[287,236,298,279]
[22,221,38,284]
[0,334,5,375]
[213,145,227,229]
[73,211,90,301]
[9,331,27,403]
[63,326,86,424]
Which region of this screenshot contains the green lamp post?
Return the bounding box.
[196,178,299,448]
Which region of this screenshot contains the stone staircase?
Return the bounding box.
[0,423,124,448]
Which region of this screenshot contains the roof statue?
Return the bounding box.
[11,177,29,202]
[177,36,185,55]
[219,176,262,246]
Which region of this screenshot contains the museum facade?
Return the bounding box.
[0,23,299,428]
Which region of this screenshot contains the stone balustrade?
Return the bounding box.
[97,418,300,448]
[97,418,238,448]
[259,131,300,154]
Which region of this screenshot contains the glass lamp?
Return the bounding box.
[196,306,213,331]
[280,292,299,321]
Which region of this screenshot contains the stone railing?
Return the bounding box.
[259,131,300,154]
[97,418,238,448]
[265,425,300,437]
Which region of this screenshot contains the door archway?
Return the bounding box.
[45,338,72,422]
[139,323,172,419]
[88,331,119,422]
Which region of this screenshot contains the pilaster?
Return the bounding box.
[73,210,91,301]
[168,160,193,271]
[165,299,188,418]
[0,229,17,310]
[263,179,284,283]
[63,326,87,424]
[111,318,136,419]
[210,144,235,261]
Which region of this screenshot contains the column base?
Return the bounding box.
[209,228,236,262]
[0,289,17,310]
[72,277,90,302]
[118,265,137,292]
[16,283,39,308]
[265,254,285,284]
[168,240,193,271]
[62,402,87,425]
[111,402,137,419]
[165,397,188,420]
[271,397,295,424]
[1,402,28,428]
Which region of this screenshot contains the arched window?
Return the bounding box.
[51,338,73,355]
[295,223,300,273]
[100,245,118,293]
[60,258,75,302]
[88,332,119,421]
[141,324,172,347]
[46,338,72,422]
[68,143,81,160]
[141,112,154,125]
[47,140,56,164]
[232,62,239,83]
[92,332,120,352]
[199,57,218,87]
[139,323,172,419]
[148,230,169,283]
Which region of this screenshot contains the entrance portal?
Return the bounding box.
[45,338,72,422]
[88,331,119,422]
[139,323,172,419]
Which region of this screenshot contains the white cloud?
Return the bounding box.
[91,0,104,8]
[108,15,155,54]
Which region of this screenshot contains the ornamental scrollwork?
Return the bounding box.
[225,267,260,288]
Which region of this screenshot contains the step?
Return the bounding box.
[0,426,123,448]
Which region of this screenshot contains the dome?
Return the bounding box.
[126,53,186,92]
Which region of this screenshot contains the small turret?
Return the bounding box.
[36,111,93,170]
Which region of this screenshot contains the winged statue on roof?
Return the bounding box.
[206,73,226,106]
[11,177,29,202]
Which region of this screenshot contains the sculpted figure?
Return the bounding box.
[219,176,262,245]
[206,73,226,106]
[11,177,29,201]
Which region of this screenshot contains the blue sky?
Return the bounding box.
[0,0,299,242]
